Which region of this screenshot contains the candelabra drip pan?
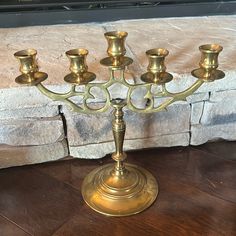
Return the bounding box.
[15,72,48,86]
[100,56,133,69]
[141,72,173,84]
[82,163,158,216]
[191,68,225,82]
[64,72,96,85]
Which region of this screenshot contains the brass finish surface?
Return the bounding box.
[14,49,48,85]
[15,72,48,86]
[191,68,225,82]
[100,56,133,69]
[104,31,128,67]
[141,48,173,84]
[82,98,158,216]
[14,31,225,217]
[141,72,173,84]
[64,48,96,85]
[82,163,158,216]
[192,44,225,81]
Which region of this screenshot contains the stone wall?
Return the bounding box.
[0,15,235,168]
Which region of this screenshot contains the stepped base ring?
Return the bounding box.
[82,163,158,216]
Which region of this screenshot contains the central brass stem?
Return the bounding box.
[111,98,127,176]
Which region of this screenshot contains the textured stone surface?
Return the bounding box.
[191,102,204,125]
[200,90,236,126]
[0,140,68,169]
[190,89,236,145]
[0,16,235,164]
[0,115,64,146]
[191,123,236,145]
[64,103,190,146]
[70,132,189,159]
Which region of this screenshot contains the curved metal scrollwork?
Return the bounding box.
[36,68,204,114]
[14,32,224,115]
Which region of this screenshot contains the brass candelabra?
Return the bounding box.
[14,31,225,216]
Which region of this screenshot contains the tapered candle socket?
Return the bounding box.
[66,48,88,74]
[14,49,38,75]
[14,49,48,85]
[101,31,133,68]
[141,48,173,84]
[65,48,96,85]
[146,48,168,73]
[199,44,223,71]
[103,31,128,66]
[192,44,225,81]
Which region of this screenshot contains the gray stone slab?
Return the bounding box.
[191,102,205,125]
[0,140,68,169]
[0,115,64,146]
[191,123,236,145]
[200,90,236,126]
[64,103,190,146]
[70,132,189,159]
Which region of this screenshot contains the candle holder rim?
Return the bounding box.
[146,48,169,58]
[104,31,128,39]
[14,49,37,58]
[66,48,88,57]
[199,44,223,53]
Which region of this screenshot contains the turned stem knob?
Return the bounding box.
[111,98,127,170]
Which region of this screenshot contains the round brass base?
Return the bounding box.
[64,72,96,85]
[15,72,48,86]
[141,72,173,84]
[191,68,225,82]
[100,57,133,69]
[82,163,158,216]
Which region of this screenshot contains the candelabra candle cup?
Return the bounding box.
[66,48,88,74]
[14,49,38,75]
[199,44,222,71]
[141,48,173,84]
[14,49,48,85]
[191,44,225,82]
[105,31,128,66]
[64,48,96,85]
[146,48,168,73]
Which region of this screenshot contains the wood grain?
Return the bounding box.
[0,141,235,236]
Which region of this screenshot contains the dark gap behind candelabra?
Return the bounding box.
[0,0,235,27]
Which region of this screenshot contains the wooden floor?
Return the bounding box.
[0,141,235,236]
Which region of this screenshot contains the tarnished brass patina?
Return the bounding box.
[82,98,158,216]
[14,49,48,85]
[141,48,173,84]
[64,48,96,85]
[14,31,225,216]
[192,44,225,82]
